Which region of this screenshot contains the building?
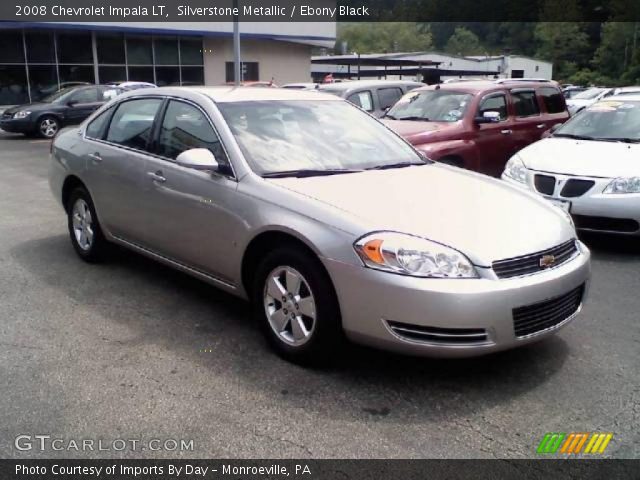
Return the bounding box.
[0,22,335,105]
[312,52,552,84]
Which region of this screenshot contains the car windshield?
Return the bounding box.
[571,88,606,100]
[386,89,473,122]
[41,87,78,103]
[217,100,425,176]
[554,100,640,142]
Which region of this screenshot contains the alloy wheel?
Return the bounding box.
[40,118,58,138]
[71,198,94,251]
[263,266,317,346]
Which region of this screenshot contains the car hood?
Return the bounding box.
[382,119,459,144]
[270,165,573,267]
[566,99,593,108]
[518,137,640,177]
[3,103,52,115]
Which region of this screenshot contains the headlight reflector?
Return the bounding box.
[13,110,31,119]
[503,155,528,184]
[354,232,478,278]
[603,177,640,194]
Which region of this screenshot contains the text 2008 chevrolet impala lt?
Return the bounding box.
[49,87,591,363]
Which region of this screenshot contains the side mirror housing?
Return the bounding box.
[67,100,78,107]
[475,111,501,123]
[175,148,219,171]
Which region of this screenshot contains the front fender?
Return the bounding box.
[413,139,478,168]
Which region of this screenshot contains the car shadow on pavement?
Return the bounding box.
[11,234,571,422]
[580,232,640,257]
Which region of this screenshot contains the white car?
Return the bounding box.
[565,87,612,115]
[502,95,640,236]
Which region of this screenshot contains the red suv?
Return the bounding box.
[383,80,569,176]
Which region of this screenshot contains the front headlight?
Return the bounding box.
[603,177,640,194]
[354,232,478,278]
[503,155,528,184]
[13,110,31,119]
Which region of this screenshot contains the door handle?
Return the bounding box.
[536,124,546,129]
[501,129,512,135]
[147,171,166,183]
[88,152,102,163]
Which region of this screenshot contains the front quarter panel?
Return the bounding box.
[49,127,87,209]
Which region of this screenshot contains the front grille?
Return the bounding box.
[386,321,489,345]
[1,113,12,120]
[534,174,556,195]
[561,179,595,197]
[513,284,584,337]
[492,240,578,279]
[573,214,640,233]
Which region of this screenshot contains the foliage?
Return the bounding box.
[336,23,433,54]
[335,20,640,85]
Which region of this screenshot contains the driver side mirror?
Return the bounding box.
[175,148,219,171]
[475,111,501,123]
[66,100,78,107]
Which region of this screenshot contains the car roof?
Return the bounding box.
[602,94,640,102]
[414,80,559,94]
[317,80,424,91]
[124,86,341,103]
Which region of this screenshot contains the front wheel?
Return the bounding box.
[253,247,343,365]
[67,187,109,262]
[37,115,60,138]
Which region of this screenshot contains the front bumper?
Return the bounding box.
[502,173,640,236]
[0,116,35,134]
[324,245,590,358]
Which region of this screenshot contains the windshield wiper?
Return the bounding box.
[394,116,430,121]
[262,168,363,178]
[593,137,640,144]
[383,113,397,120]
[366,161,428,170]
[553,133,596,141]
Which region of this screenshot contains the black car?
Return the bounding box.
[0,85,123,138]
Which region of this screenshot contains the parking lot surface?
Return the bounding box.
[0,130,638,459]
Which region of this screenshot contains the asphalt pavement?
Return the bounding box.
[0,130,638,459]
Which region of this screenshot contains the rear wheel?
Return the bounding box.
[67,187,108,262]
[37,115,59,139]
[253,246,343,365]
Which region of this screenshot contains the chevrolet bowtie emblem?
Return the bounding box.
[540,254,556,268]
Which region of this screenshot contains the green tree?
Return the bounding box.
[336,23,433,54]
[592,22,639,85]
[534,22,590,81]
[444,27,484,56]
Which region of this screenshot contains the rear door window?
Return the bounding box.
[347,90,374,112]
[539,87,566,114]
[511,90,540,117]
[106,98,162,151]
[478,94,508,121]
[378,87,403,110]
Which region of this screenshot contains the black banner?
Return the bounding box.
[1,460,639,480]
[1,0,640,22]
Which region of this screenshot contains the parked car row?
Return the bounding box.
[48,85,591,364]
[0,82,157,138]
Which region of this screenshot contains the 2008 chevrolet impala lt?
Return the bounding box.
[49,87,591,363]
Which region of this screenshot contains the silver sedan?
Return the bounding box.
[49,86,591,364]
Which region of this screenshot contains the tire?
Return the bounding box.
[252,246,344,365]
[37,115,60,139]
[66,187,109,263]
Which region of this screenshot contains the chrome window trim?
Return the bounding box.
[82,94,237,181]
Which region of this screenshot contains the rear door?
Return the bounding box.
[538,86,569,131]
[473,92,517,176]
[84,96,164,243]
[510,88,545,150]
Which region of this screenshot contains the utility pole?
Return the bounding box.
[233,0,241,86]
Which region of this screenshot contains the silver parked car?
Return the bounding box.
[49,87,591,363]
